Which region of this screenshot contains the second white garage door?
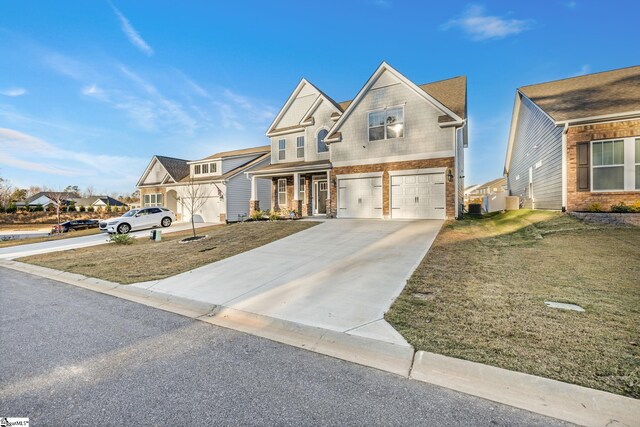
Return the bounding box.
[391,173,446,219]
[338,177,383,218]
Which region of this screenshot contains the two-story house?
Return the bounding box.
[248,62,468,219]
[137,146,271,223]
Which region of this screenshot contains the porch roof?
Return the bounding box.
[249,160,332,176]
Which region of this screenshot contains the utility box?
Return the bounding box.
[505,196,520,211]
[150,229,162,241]
[468,203,482,215]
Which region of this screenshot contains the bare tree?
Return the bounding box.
[179,178,213,238]
[0,176,13,211]
[83,185,95,198]
[27,186,42,197]
[43,188,69,226]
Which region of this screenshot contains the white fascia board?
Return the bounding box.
[136,156,167,188]
[557,110,640,126]
[388,167,447,176]
[298,95,342,127]
[504,92,523,175]
[327,62,463,139]
[331,151,454,168]
[267,126,305,137]
[336,171,384,180]
[266,78,312,136]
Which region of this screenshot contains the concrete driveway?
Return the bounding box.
[0,222,215,260]
[133,219,443,346]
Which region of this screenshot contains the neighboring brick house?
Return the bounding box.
[248,62,468,220]
[504,66,640,211]
[137,147,271,223]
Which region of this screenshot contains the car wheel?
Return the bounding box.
[161,217,172,228]
[117,223,131,234]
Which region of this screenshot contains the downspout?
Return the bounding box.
[561,123,569,212]
[454,120,466,219]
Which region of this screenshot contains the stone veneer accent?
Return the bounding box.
[330,157,456,219]
[570,212,640,227]
[271,175,316,216]
[566,119,640,211]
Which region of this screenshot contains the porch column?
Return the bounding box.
[326,170,332,218]
[250,175,257,201]
[293,172,300,200]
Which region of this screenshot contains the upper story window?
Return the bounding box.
[296,136,304,158]
[194,164,201,174]
[368,106,404,141]
[317,129,329,153]
[278,139,286,160]
[194,162,217,175]
[210,162,217,173]
[202,163,209,174]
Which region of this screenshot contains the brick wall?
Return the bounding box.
[330,157,456,218]
[566,119,640,211]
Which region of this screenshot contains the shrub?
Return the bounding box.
[250,209,264,220]
[32,205,44,212]
[610,202,633,213]
[78,205,85,212]
[588,203,603,212]
[268,210,279,221]
[109,233,134,245]
[86,206,95,213]
[6,203,17,214]
[631,201,640,213]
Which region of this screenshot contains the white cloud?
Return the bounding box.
[82,84,110,102]
[1,87,27,97]
[570,64,590,77]
[0,127,145,178]
[442,5,532,41]
[110,3,154,56]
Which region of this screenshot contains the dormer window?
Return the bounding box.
[202,163,209,174]
[210,162,217,173]
[368,106,404,141]
[194,164,201,174]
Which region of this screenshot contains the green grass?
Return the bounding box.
[386,210,640,398]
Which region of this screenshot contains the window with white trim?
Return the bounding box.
[299,176,305,200]
[296,136,304,158]
[277,178,287,206]
[143,193,163,207]
[210,162,217,173]
[278,139,286,160]
[317,129,329,153]
[194,164,201,174]
[202,163,209,174]
[636,138,640,190]
[592,140,624,191]
[368,107,404,141]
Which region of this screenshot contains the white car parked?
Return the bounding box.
[100,208,176,234]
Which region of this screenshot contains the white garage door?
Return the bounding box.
[181,195,221,223]
[391,173,446,219]
[338,177,382,218]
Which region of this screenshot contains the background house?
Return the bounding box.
[15,191,79,209]
[137,147,271,223]
[504,66,640,211]
[70,196,128,211]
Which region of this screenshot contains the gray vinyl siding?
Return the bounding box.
[226,158,271,221]
[222,154,259,174]
[508,95,563,210]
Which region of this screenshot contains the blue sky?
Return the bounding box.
[1,0,638,194]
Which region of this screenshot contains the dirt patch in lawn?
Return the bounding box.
[19,221,319,285]
[386,210,640,398]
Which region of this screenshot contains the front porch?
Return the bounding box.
[249,161,333,218]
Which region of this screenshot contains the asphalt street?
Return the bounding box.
[0,268,571,426]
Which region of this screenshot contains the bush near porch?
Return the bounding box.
[386,210,640,398]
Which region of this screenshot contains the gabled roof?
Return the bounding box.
[27,191,79,204]
[326,62,466,142]
[155,156,190,182]
[200,145,270,161]
[71,196,127,207]
[180,153,271,183]
[518,65,640,123]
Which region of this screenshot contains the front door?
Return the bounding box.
[314,180,328,214]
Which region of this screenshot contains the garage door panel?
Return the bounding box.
[391,173,445,220]
[338,177,382,218]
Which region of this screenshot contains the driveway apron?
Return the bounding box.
[135,219,443,346]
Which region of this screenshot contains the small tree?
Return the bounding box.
[43,188,67,225]
[180,178,213,238]
[0,176,13,212]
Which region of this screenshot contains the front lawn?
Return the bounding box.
[386,210,640,398]
[19,221,319,284]
[0,227,100,249]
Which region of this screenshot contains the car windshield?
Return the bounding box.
[122,209,140,217]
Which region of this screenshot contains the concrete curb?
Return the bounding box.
[411,351,640,427]
[3,259,638,426]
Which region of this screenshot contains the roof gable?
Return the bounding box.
[326,62,465,141]
[266,79,320,135]
[137,155,190,187]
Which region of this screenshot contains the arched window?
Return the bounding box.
[317,129,329,153]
